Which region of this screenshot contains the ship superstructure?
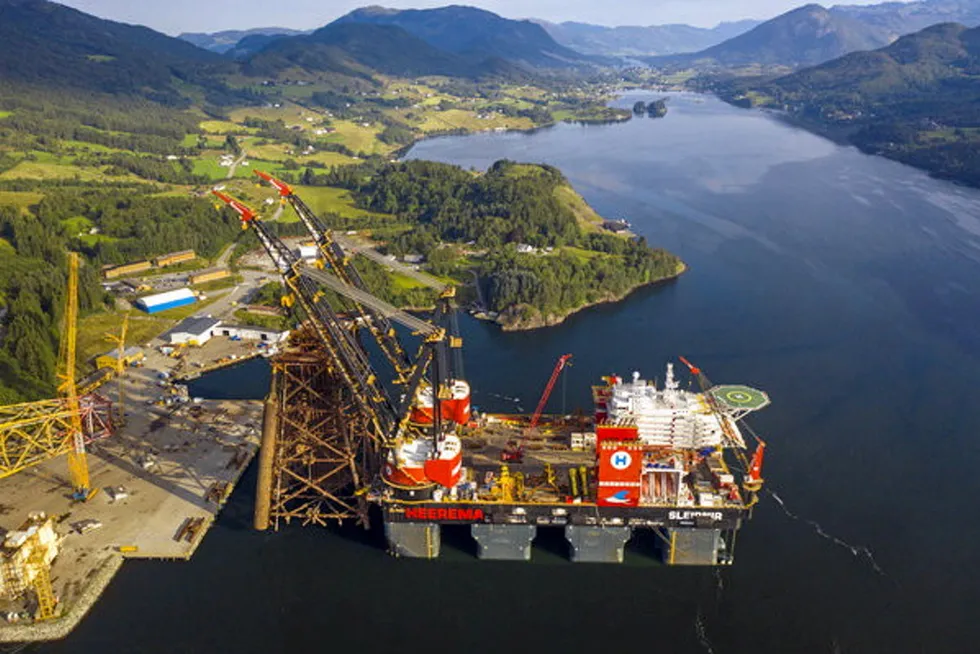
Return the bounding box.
[226,174,772,566]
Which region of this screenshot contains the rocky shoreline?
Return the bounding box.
[495,262,687,332]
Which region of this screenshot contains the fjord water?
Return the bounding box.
[45,92,980,654]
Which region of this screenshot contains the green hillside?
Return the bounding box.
[723,22,980,186]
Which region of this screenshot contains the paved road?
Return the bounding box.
[226,151,247,179]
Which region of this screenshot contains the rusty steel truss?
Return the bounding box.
[258,329,383,530]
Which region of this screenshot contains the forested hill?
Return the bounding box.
[311,160,683,329]
[721,22,980,186]
[333,5,591,68]
[0,0,235,104]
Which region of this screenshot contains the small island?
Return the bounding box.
[647,99,668,118]
[295,159,685,331]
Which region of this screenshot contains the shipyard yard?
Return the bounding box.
[0,343,263,641]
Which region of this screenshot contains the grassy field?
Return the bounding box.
[76,310,170,371]
[0,111,11,119]
[191,154,248,181]
[391,272,428,291]
[323,121,390,155]
[190,275,242,292]
[0,191,43,214]
[61,215,94,234]
[415,109,534,133]
[0,161,111,181]
[291,186,393,224]
[200,120,255,135]
[554,184,604,232]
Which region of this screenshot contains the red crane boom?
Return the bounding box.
[529,354,573,431]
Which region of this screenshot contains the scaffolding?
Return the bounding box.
[256,329,380,530]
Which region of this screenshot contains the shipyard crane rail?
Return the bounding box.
[213,190,397,442]
[254,170,414,375]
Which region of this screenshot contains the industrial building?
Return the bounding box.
[216,324,289,343]
[95,346,145,371]
[295,243,317,260]
[102,260,152,280]
[153,250,196,268]
[135,288,197,314]
[166,316,222,346]
[188,267,231,285]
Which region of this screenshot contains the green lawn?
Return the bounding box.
[181,133,200,148]
[291,186,394,224]
[0,110,12,119]
[61,215,94,234]
[191,155,234,181]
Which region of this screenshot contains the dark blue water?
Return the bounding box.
[42,93,980,654]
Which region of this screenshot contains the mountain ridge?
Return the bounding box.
[535,19,763,56]
[645,3,895,67]
[332,5,593,68]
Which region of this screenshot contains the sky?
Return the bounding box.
[54,0,896,34]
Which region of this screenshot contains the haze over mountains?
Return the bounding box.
[534,20,764,57]
[648,4,894,67]
[178,28,309,54]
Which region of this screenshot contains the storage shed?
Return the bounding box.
[135,288,197,314]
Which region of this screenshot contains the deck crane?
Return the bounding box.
[678,356,767,496]
[501,354,573,463]
[212,191,464,492]
[254,170,416,379]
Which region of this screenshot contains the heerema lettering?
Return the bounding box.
[403,507,485,521]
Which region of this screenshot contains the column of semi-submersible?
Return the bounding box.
[253,380,279,531]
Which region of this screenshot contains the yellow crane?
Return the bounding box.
[56,252,94,501]
[0,253,114,486]
[103,311,130,426]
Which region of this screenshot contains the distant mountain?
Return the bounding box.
[244,21,522,81]
[832,0,980,38]
[535,19,762,57]
[178,27,308,54]
[649,4,893,68]
[333,5,592,68]
[0,0,233,103]
[732,22,980,185]
[225,33,295,60]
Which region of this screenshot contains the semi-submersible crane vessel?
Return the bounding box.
[213,172,771,565]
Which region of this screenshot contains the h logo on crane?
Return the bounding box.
[610,451,632,470]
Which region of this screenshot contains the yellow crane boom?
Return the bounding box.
[55,252,92,500]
